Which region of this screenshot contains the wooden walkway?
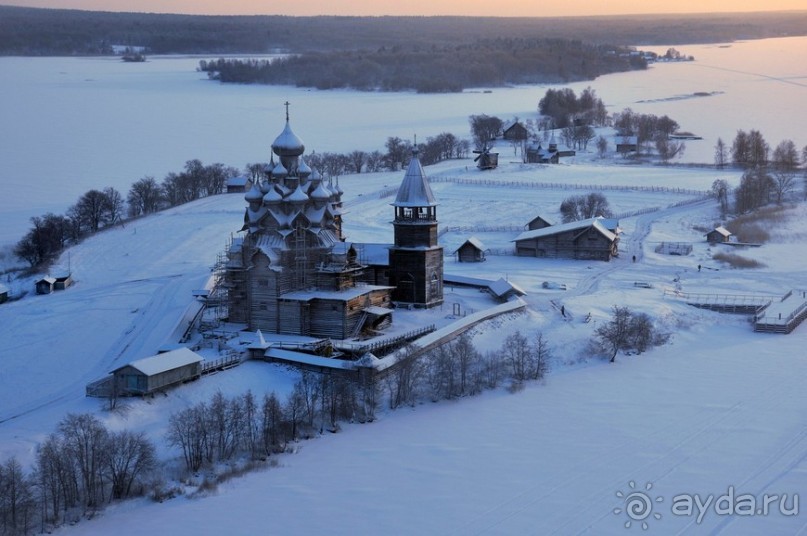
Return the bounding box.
[754,290,807,334]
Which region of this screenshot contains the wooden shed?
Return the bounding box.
[616,135,638,154]
[0,283,8,304]
[454,237,487,262]
[35,277,56,295]
[54,273,73,290]
[706,226,732,244]
[111,347,203,396]
[513,217,619,261]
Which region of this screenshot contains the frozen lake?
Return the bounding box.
[1,36,806,245]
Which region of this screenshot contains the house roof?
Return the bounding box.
[710,226,732,237]
[513,217,617,243]
[0,283,8,294]
[617,135,638,145]
[116,347,203,376]
[454,236,487,254]
[488,277,527,298]
[528,214,554,226]
[227,175,250,187]
[37,277,57,285]
[392,151,437,208]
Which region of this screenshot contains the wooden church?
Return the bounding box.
[225,105,443,340]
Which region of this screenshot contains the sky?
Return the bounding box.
[4,0,807,17]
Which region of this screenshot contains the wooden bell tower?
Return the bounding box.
[388,149,444,308]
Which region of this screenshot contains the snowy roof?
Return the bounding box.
[37,277,56,284]
[0,284,7,294]
[271,120,305,156]
[116,347,202,376]
[617,135,638,145]
[488,277,527,298]
[514,217,617,243]
[710,226,732,237]
[281,284,394,302]
[454,236,487,253]
[363,305,393,316]
[393,152,437,207]
[228,175,250,187]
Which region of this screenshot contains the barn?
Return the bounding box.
[454,237,487,262]
[616,135,639,154]
[526,215,554,231]
[513,217,619,261]
[110,347,203,396]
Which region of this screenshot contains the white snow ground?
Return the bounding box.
[1,156,805,535]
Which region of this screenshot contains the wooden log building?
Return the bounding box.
[111,347,203,396]
[513,216,619,261]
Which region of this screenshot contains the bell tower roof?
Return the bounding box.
[392,149,437,208]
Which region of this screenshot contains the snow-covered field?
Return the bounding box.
[1,152,805,534]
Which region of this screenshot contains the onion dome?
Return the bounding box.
[263,186,283,205]
[297,157,312,179]
[245,181,263,203]
[272,161,288,178]
[310,180,331,202]
[272,120,305,158]
[287,184,309,204]
[260,180,272,195]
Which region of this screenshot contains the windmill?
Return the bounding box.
[473,141,499,170]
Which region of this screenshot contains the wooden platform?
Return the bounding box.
[754,290,807,334]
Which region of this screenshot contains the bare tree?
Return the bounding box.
[596,135,608,158]
[711,179,730,216]
[531,332,551,380]
[127,177,163,217]
[0,457,36,535]
[714,137,728,169]
[560,192,612,223]
[502,331,531,382]
[102,187,125,225]
[105,431,156,500]
[595,306,633,363]
[59,413,109,509]
[655,136,685,164]
[261,392,285,455]
[469,114,503,149]
[348,150,367,173]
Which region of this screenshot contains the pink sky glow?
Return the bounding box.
[4,0,807,17]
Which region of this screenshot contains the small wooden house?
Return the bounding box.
[706,226,732,244]
[111,347,203,396]
[502,121,529,142]
[0,283,8,304]
[513,217,619,261]
[35,277,56,295]
[487,277,527,302]
[616,136,638,154]
[454,237,487,262]
[226,175,251,193]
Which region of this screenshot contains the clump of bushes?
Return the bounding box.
[712,252,766,269]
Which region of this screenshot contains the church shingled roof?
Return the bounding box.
[392,151,437,207]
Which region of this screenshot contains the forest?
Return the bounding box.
[198,40,646,92]
[1,5,806,56]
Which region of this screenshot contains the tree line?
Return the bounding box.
[199,39,646,93]
[13,160,239,270]
[4,6,806,56]
[712,130,806,214]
